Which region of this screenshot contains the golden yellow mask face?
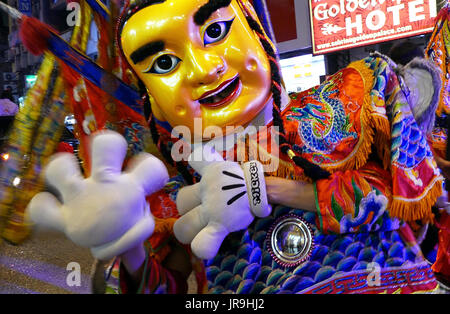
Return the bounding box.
[120,0,272,141]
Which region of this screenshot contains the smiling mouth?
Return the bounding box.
[198,76,241,108]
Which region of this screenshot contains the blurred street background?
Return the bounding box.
[0,226,94,294]
[0,226,198,294]
[0,225,448,294]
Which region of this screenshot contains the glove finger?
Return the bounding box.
[188,144,223,176]
[45,153,84,203]
[26,192,65,232]
[176,183,201,215]
[173,205,206,244]
[126,153,169,196]
[191,222,228,260]
[90,130,127,182]
[91,215,155,261]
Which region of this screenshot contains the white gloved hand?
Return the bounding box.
[173,146,270,260]
[26,130,169,260]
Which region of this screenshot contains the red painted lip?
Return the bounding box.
[199,75,238,99]
[198,75,241,108]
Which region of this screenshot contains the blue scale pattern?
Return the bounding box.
[204,206,420,294]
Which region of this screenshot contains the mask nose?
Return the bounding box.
[186,47,226,86]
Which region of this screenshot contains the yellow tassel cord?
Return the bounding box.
[0,55,55,243]
[1,74,70,243]
[347,59,391,170]
[0,3,92,244]
[65,1,95,176]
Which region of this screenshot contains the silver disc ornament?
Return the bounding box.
[266,214,315,267]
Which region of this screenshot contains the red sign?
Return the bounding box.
[309,0,437,54]
[266,0,298,43]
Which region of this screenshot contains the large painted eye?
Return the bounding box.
[203,18,234,45]
[144,54,181,74]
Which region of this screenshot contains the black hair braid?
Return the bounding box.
[138,81,195,185]
[148,113,195,185]
[245,16,330,181]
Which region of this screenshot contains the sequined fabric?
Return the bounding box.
[205,206,437,294]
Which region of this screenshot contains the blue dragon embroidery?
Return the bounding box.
[287,77,357,155]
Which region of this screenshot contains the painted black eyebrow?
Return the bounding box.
[193,0,232,26]
[130,41,165,64]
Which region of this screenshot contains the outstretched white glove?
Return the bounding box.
[26,130,169,260]
[173,146,270,260]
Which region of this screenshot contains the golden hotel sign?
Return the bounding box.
[309,0,437,54]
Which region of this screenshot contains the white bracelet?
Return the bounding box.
[242,160,271,218]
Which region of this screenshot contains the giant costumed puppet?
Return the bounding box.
[1,0,448,293]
